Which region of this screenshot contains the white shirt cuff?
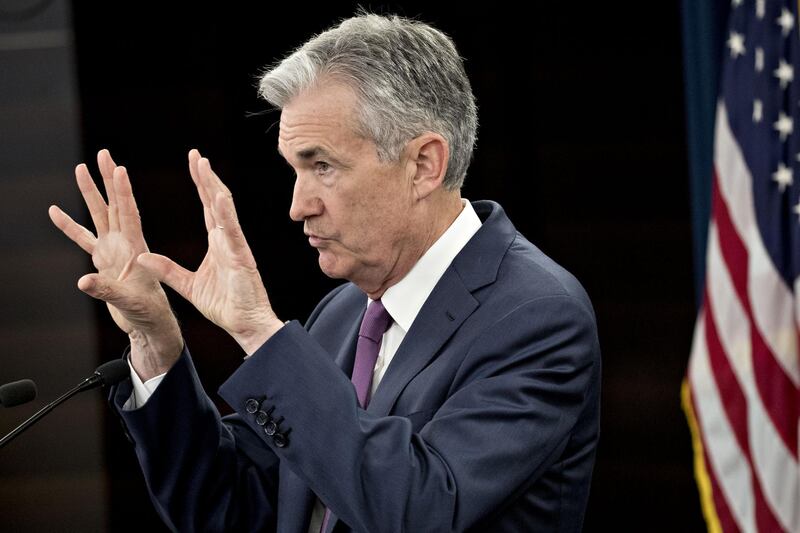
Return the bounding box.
[122,356,167,410]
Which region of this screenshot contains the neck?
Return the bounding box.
[362,192,464,299]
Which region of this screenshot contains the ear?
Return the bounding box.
[405,133,449,201]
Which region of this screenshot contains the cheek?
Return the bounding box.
[333,168,410,248]
[334,190,381,241]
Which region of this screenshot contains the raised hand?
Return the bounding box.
[137,150,284,356]
[49,150,182,379]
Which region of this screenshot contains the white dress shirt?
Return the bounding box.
[123,200,482,531]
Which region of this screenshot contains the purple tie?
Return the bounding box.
[319,299,392,532]
[350,299,393,408]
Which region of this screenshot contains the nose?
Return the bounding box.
[289,173,324,222]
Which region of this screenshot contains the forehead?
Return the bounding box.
[278,82,361,156]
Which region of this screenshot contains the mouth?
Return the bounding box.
[306,233,329,247]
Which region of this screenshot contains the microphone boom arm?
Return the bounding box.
[0,379,87,449]
[0,360,128,450]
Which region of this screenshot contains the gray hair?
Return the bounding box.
[258,12,478,190]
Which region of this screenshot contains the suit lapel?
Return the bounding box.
[333,305,364,374]
[367,268,478,416]
[364,201,518,418]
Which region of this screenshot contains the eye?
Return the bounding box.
[314,161,332,175]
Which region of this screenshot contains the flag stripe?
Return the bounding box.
[712,168,799,458]
[704,293,785,532]
[690,311,756,532]
[706,214,798,531]
[713,103,800,387]
[704,289,750,456]
[684,379,741,533]
[702,440,741,533]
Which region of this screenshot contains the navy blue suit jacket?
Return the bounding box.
[111,200,601,532]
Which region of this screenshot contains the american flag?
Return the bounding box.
[684,1,800,531]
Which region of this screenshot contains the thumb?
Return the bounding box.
[77,273,130,304]
[137,252,193,301]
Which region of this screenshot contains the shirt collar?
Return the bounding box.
[375,200,482,332]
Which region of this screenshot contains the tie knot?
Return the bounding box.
[359,299,393,342]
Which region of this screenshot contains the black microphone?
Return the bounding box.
[0,359,129,449]
[0,379,37,407]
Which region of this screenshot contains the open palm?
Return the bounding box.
[49,150,184,382]
[49,150,176,337]
[137,150,282,355]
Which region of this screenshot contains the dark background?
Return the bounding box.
[1,1,700,531]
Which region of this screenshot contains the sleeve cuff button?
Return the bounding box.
[245,398,260,414]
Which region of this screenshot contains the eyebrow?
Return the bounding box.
[277,145,350,169]
[300,146,332,160]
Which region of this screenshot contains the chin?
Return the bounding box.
[317,252,349,280]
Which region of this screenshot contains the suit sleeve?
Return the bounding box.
[218,294,600,533]
[107,283,350,532]
[110,349,280,532]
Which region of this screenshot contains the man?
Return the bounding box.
[49,13,600,533]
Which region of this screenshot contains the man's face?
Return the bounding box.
[278,82,416,292]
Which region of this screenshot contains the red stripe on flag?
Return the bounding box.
[701,446,742,533]
[712,169,799,458]
[691,385,742,533]
[704,294,786,532]
[704,289,749,453]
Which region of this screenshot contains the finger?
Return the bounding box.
[198,157,231,203]
[48,205,97,254]
[188,149,212,207]
[198,157,233,233]
[98,148,119,178]
[203,208,215,233]
[75,164,109,236]
[214,190,253,258]
[113,166,145,244]
[188,149,215,231]
[137,253,194,302]
[97,149,120,232]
